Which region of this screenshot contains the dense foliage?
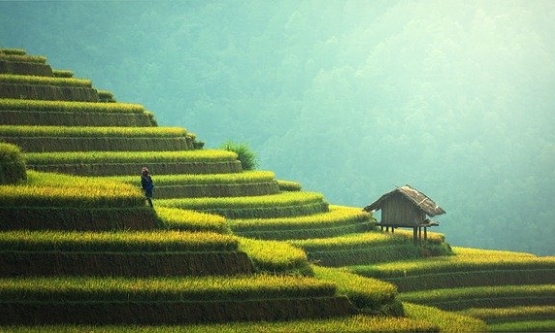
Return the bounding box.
[2,1,554,254]
[0,142,26,184]
[221,140,259,171]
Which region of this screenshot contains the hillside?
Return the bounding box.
[1,48,554,332]
[2,0,554,256]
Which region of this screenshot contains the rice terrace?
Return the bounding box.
[1,47,555,332]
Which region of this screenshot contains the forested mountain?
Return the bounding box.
[1,0,554,255]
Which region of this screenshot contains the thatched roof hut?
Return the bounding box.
[363,185,445,242]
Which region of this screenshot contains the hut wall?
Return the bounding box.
[380,193,426,227]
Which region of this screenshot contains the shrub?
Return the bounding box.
[0,142,26,184]
[221,140,259,170]
[97,90,115,102]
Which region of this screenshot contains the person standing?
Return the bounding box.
[141,167,154,207]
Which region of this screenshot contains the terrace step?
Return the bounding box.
[458,305,555,325]
[0,276,356,325]
[157,191,329,219]
[230,205,374,240]
[27,161,243,176]
[0,110,154,127]
[108,171,280,198]
[0,99,156,127]
[0,230,252,277]
[398,284,555,311]
[154,181,280,198]
[0,251,254,277]
[0,136,194,152]
[0,125,197,152]
[354,247,555,292]
[385,268,555,292]
[0,59,53,76]
[24,150,243,176]
[0,207,159,231]
[290,230,447,267]
[0,82,100,101]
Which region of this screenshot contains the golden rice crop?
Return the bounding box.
[0,274,336,302]
[277,179,302,191]
[0,125,188,138]
[0,74,92,87]
[155,206,230,234]
[489,320,555,333]
[404,303,487,333]
[289,230,408,252]
[157,191,325,210]
[52,69,74,78]
[25,150,238,165]
[0,230,238,252]
[0,98,145,113]
[238,237,311,275]
[354,247,555,279]
[0,170,143,207]
[0,48,27,55]
[313,266,397,310]
[452,246,536,258]
[399,284,555,304]
[0,315,441,332]
[460,305,555,322]
[109,170,275,186]
[230,205,371,231]
[0,53,47,63]
[190,315,439,333]
[392,229,445,243]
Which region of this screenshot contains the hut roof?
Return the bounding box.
[363,185,446,217]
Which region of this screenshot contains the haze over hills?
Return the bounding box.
[1,0,554,255]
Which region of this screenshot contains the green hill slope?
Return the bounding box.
[1,47,553,332]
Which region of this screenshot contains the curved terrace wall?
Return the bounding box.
[0,59,53,76]
[0,83,100,101]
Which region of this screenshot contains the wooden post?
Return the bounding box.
[413,227,417,244]
[424,227,428,242]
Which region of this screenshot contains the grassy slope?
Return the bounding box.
[1,48,553,332]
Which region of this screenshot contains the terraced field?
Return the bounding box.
[1,47,553,332]
[352,247,555,331]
